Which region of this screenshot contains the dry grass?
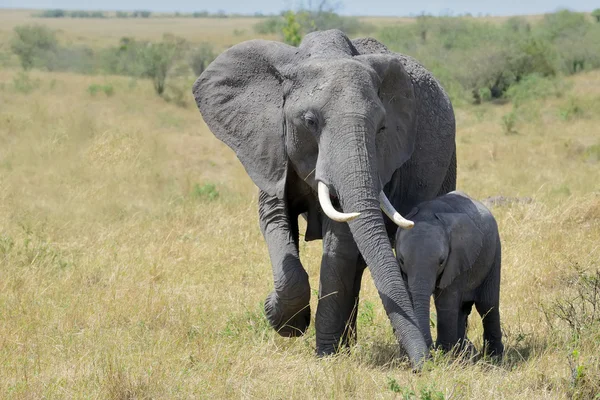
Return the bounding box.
[0,9,277,48]
[0,9,559,48]
[1,16,600,398]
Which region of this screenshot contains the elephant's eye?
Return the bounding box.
[377,125,386,134]
[397,254,404,266]
[303,111,319,132]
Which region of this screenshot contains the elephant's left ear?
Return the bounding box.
[355,54,417,186]
[435,213,484,289]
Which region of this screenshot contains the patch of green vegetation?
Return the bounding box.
[379,10,600,104]
[12,71,39,94]
[88,84,115,97]
[191,183,219,201]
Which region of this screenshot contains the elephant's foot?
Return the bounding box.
[315,338,346,357]
[315,322,357,357]
[435,339,479,361]
[264,291,311,337]
[483,340,504,362]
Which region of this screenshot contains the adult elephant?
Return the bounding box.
[193,30,456,368]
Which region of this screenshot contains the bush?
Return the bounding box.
[282,11,303,46]
[11,25,58,70]
[505,74,567,107]
[377,11,600,104]
[188,43,215,76]
[68,10,106,18]
[191,183,219,201]
[49,46,97,73]
[132,10,152,18]
[88,84,114,96]
[139,35,187,95]
[99,37,147,77]
[254,17,283,34]
[554,24,600,75]
[543,267,600,337]
[593,9,600,23]
[37,9,66,18]
[254,2,374,43]
[12,71,39,94]
[116,11,129,18]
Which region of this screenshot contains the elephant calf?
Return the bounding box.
[395,190,504,359]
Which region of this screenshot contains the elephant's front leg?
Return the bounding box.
[259,191,311,337]
[316,218,364,355]
[433,290,461,352]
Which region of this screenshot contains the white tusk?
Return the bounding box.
[379,191,415,229]
[317,182,361,222]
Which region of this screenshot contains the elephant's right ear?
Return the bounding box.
[193,40,295,199]
[435,212,483,289]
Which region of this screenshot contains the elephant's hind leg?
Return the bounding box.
[315,218,364,356]
[475,241,504,359]
[259,190,311,337]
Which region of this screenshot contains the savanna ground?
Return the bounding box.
[1,9,599,399]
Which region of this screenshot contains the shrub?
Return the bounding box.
[539,10,588,41]
[188,43,215,76]
[255,1,373,43]
[282,11,303,46]
[99,37,147,77]
[68,10,106,18]
[116,11,129,18]
[140,36,187,95]
[191,183,219,201]
[543,267,600,337]
[132,10,151,18]
[558,97,584,121]
[254,17,283,34]
[376,12,599,104]
[593,9,600,23]
[12,71,39,94]
[554,24,600,75]
[10,25,58,70]
[505,74,568,106]
[50,46,97,73]
[37,9,66,18]
[501,111,518,135]
[88,84,114,96]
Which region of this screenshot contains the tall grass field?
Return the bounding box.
[1,8,599,399]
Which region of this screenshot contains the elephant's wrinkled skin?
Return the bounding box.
[396,191,504,359]
[193,30,456,368]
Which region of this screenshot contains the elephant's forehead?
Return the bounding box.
[294,59,375,92]
[399,223,446,249]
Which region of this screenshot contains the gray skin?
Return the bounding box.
[193,30,456,368]
[395,191,504,358]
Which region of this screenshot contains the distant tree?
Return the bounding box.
[90,11,105,18]
[592,9,600,23]
[265,0,371,45]
[38,9,66,18]
[140,34,187,95]
[10,25,58,70]
[188,43,216,76]
[133,10,152,18]
[116,11,129,18]
[282,11,303,46]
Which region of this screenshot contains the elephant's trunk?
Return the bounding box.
[410,289,434,348]
[324,122,428,368]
